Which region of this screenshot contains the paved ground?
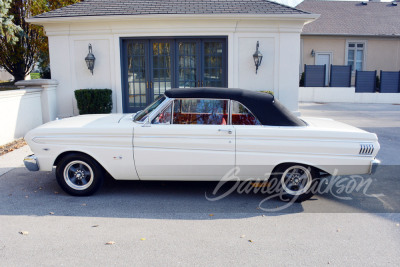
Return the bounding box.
[0,103,399,266]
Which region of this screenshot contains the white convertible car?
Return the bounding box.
[24,88,380,201]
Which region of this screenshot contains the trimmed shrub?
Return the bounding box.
[260,90,274,95]
[299,72,305,86]
[74,89,112,115]
[375,75,380,92]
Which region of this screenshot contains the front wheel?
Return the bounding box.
[56,153,104,196]
[272,164,319,202]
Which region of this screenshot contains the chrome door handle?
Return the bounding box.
[218,129,232,134]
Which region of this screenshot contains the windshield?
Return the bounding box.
[133,95,166,122]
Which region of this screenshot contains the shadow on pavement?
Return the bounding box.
[1,165,399,220]
[0,167,305,219]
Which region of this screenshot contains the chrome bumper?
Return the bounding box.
[369,158,380,175]
[24,154,39,171]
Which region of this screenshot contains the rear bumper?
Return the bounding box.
[24,154,39,171]
[369,158,380,175]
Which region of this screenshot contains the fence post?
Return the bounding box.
[15,79,58,123]
[304,64,307,87]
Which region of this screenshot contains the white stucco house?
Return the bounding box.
[27,0,317,117]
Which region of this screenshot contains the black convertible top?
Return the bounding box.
[165,88,305,126]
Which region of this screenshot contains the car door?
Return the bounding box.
[134,98,235,180]
[231,100,271,180]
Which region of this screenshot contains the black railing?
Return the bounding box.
[380,71,400,93]
[303,65,400,93]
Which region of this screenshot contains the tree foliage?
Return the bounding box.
[0,0,23,43]
[0,0,80,81]
[30,0,81,78]
[0,0,41,81]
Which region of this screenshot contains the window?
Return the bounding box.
[347,42,365,72]
[231,101,261,125]
[173,99,228,125]
[152,103,172,124]
[134,95,166,122]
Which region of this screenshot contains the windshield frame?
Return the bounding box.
[133,95,168,123]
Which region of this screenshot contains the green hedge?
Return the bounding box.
[74,89,113,115]
[260,90,274,95]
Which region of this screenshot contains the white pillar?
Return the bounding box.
[277,32,301,115]
[15,79,59,123]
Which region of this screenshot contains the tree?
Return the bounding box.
[30,0,81,79]
[0,0,22,43]
[0,0,41,81]
[0,0,80,81]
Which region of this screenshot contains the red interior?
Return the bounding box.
[173,113,228,125]
[232,114,260,125]
[172,113,258,125]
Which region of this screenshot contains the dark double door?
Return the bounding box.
[122,37,227,112]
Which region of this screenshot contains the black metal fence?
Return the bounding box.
[304,65,326,87]
[330,65,352,87]
[303,64,400,93]
[380,71,400,93]
[355,70,376,93]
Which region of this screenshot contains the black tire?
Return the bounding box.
[271,164,319,202]
[55,153,104,196]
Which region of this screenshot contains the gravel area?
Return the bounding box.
[0,138,27,156]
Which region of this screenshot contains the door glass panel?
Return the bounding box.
[152,41,172,100]
[231,101,261,125]
[177,41,197,88]
[173,99,228,125]
[203,42,224,87]
[127,41,147,109]
[347,49,354,71]
[356,50,364,70]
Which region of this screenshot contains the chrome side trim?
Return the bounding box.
[24,154,39,171]
[236,137,375,144]
[369,158,380,175]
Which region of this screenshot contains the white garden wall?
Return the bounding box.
[299,87,400,104]
[0,80,58,146]
[0,89,42,145]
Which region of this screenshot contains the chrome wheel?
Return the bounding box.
[63,160,94,191]
[280,165,313,196]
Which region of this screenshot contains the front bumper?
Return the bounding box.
[369,158,380,175]
[24,154,39,171]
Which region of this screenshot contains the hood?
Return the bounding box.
[24,114,132,142]
[37,114,126,129]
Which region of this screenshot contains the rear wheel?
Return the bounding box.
[56,153,104,196]
[272,164,319,202]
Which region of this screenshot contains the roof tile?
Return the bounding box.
[297,0,400,36]
[33,0,309,18]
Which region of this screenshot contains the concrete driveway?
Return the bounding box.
[0,103,399,266]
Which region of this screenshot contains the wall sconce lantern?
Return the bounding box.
[85,43,95,75]
[311,49,315,57]
[253,41,263,74]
